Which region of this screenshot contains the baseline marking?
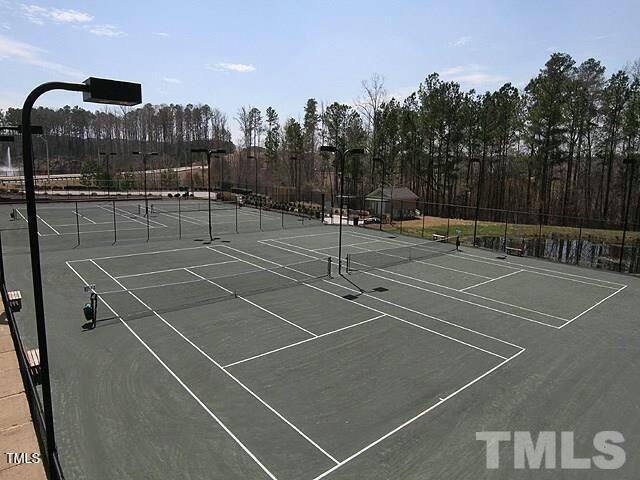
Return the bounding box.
[310,349,525,480]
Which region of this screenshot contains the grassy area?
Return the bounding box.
[375,216,640,245]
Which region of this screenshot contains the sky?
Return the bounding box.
[1,0,639,142]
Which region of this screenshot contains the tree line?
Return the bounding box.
[1,52,639,226]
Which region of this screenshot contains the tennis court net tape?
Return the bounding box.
[346,235,459,273]
[95,256,333,321]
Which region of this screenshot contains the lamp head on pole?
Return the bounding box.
[82,77,142,106]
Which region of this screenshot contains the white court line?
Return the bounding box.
[460,270,524,292]
[72,209,97,224]
[376,267,567,321]
[249,244,525,351]
[157,210,205,225]
[89,259,339,466]
[184,268,318,337]
[40,225,160,237]
[216,246,511,360]
[364,270,563,329]
[115,260,240,279]
[224,315,387,368]
[262,231,339,242]
[321,280,524,353]
[312,240,383,252]
[413,261,493,279]
[560,285,628,328]
[36,214,61,235]
[51,221,123,227]
[68,245,207,263]
[14,208,41,236]
[310,349,526,480]
[351,230,626,288]
[258,240,320,260]
[65,261,279,480]
[101,204,168,228]
[268,236,568,323]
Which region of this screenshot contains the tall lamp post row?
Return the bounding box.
[98,151,117,195]
[20,77,142,478]
[132,151,158,241]
[191,148,226,241]
[319,146,365,274]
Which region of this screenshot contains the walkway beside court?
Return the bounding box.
[0,309,45,480]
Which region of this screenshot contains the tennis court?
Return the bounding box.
[4,223,638,479]
[0,198,313,248]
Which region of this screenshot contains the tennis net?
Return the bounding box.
[346,235,459,273]
[95,256,332,322]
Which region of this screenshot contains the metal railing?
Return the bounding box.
[0,233,64,479]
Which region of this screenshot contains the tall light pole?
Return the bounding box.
[320,146,365,274]
[470,157,483,246]
[290,155,300,207]
[373,157,385,231]
[619,156,637,271]
[99,151,117,195]
[133,151,158,241]
[247,154,256,192]
[21,77,141,478]
[217,150,227,191]
[191,148,225,241]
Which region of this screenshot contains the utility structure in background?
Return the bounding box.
[320,145,365,274]
[372,157,385,231]
[20,77,142,480]
[132,150,158,241]
[98,151,117,195]
[191,148,226,241]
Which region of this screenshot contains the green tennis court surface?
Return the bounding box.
[4,223,638,479]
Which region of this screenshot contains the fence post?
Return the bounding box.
[259,197,262,230]
[321,193,325,225]
[112,200,117,245]
[281,203,285,229]
[422,201,426,238]
[235,195,239,233]
[178,195,182,240]
[399,200,403,233]
[0,231,5,285]
[576,218,583,265]
[75,200,80,246]
[537,215,543,257]
[503,210,508,252]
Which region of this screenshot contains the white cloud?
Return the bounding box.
[207,62,256,73]
[440,64,507,88]
[153,32,170,37]
[21,4,93,24]
[0,33,84,77]
[86,24,125,37]
[163,77,181,84]
[452,35,472,47]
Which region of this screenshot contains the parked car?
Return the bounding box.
[363,216,381,224]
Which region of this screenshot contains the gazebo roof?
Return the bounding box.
[366,186,418,201]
